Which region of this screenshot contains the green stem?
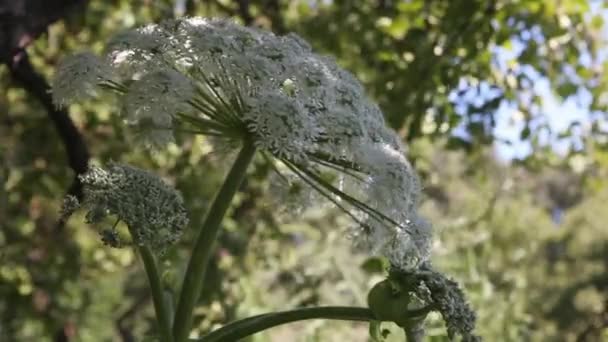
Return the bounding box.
[199,306,375,342]
[196,306,433,342]
[173,141,256,342]
[138,245,174,342]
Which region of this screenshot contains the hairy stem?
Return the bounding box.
[173,141,256,342]
[138,245,174,342]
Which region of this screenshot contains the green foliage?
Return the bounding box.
[292,0,606,155]
[1,0,608,341]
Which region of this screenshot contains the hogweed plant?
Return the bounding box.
[56,17,479,342]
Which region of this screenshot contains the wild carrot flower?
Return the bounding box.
[62,163,188,253]
[52,17,430,270]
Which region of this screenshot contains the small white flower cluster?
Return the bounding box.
[70,163,188,253]
[52,17,431,270]
[52,52,111,107]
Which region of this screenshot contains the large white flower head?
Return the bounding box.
[53,17,431,270]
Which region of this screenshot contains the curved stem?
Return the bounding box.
[138,245,174,342]
[200,306,375,342]
[197,306,433,342]
[173,141,256,342]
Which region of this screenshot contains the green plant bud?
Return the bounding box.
[367,279,411,326]
[161,268,177,290]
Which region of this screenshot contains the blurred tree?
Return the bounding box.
[1,0,607,341]
[1,0,90,199]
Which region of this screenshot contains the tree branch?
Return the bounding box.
[7,50,90,199]
[236,0,253,25]
[1,0,91,200]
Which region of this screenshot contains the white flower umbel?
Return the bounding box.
[349,142,431,270]
[53,17,431,270]
[244,91,320,162]
[52,52,111,107]
[74,163,188,253]
[123,70,195,147]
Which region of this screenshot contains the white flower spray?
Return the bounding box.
[53,17,431,271]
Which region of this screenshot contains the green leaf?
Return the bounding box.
[556,82,578,99]
[520,125,531,140]
[361,257,388,274]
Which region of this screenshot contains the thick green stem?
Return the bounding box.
[197,306,433,342]
[173,141,256,342]
[138,245,174,342]
[199,306,375,342]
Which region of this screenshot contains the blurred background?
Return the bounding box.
[1,0,608,341]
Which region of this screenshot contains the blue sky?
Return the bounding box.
[491,1,608,162]
[492,78,590,161]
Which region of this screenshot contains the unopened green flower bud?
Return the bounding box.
[367,279,411,326]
